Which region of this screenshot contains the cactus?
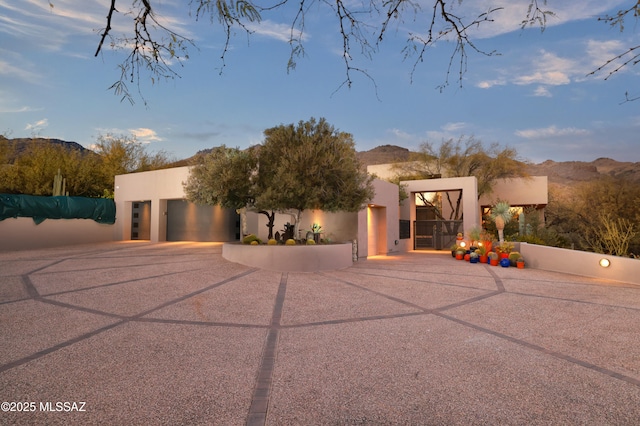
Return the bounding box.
[285,239,296,245]
[509,251,522,266]
[52,168,67,196]
[267,239,278,245]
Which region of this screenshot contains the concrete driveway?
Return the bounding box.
[1,241,639,425]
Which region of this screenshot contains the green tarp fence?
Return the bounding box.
[0,194,116,225]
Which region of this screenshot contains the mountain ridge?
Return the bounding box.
[3,138,639,185]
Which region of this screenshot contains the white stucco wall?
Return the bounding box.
[114,167,191,242]
[0,217,116,251]
[244,178,399,259]
[400,176,480,234]
[479,176,548,207]
[357,178,400,258]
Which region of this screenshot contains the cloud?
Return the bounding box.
[449,0,630,39]
[512,50,574,86]
[0,59,43,84]
[477,79,506,89]
[533,86,552,97]
[25,118,49,131]
[0,106,34,113]
[515,125,591,139]
[247,20,306,43]
[442,122,467,132]
[584,39,631,78]
[129,128,162,143]
[425,122,470,142]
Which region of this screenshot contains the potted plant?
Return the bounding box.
[498,241,514,259]
[469,251,480,263]
[516,257,525,269]
[508,251,522,267]
[490,201,512,243]
[311,223,322,244]
[467,226,482,247]
[479,229,494,254]
[486,251,495,264]
[450,244,459,258]
[489,252,499,266]
[455,248,465,260]
[477,244,488,263]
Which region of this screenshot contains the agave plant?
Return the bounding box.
[491,201,512,243]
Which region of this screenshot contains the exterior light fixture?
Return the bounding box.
[459,241,467,248]
[599,258,610,268]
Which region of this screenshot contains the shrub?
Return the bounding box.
[243,234,260,244]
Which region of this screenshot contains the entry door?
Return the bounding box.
[131,201,151,240]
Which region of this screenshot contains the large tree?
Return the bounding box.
[184,118,375,239]
[389,136,526,223]
[73,1,639,102]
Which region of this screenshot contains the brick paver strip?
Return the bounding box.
[247,272,288,426]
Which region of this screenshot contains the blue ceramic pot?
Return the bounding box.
[500,258,510,267]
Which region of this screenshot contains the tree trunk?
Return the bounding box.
[258,210,275,239]
[495,216,505,243]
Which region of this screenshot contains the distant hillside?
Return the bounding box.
[5,137,639,187]
[356,145,411,165]
[1,136,90,161]
[525,158,640,186]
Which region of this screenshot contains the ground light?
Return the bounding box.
[599,258,611,268]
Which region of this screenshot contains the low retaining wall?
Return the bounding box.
[222,242,353,272]
[0,217,116,251]
[520,243,639,285]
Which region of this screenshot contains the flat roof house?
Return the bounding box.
[113,164,548,258]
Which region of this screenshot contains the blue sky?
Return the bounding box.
[1,0,639,163]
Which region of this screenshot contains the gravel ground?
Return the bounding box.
[0,241,638,425]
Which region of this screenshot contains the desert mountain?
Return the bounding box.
[3,137,639,186]
[1,136,89,160]
[356,144,640,186]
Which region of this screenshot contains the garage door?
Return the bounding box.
[166,200,239,242]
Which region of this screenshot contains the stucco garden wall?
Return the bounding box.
[0,217,116,251]
[520,243,639,285]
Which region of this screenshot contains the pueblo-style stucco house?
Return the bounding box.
[113,164,548,259]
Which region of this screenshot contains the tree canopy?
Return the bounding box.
[77,1,640,102]
[388,136,527,222]
[184,117,375,237]
[0,135,173,197]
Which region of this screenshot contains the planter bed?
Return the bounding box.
[222,242,353,272]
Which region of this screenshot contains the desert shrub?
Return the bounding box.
[585,212,637,257]
[243,234,260,244]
